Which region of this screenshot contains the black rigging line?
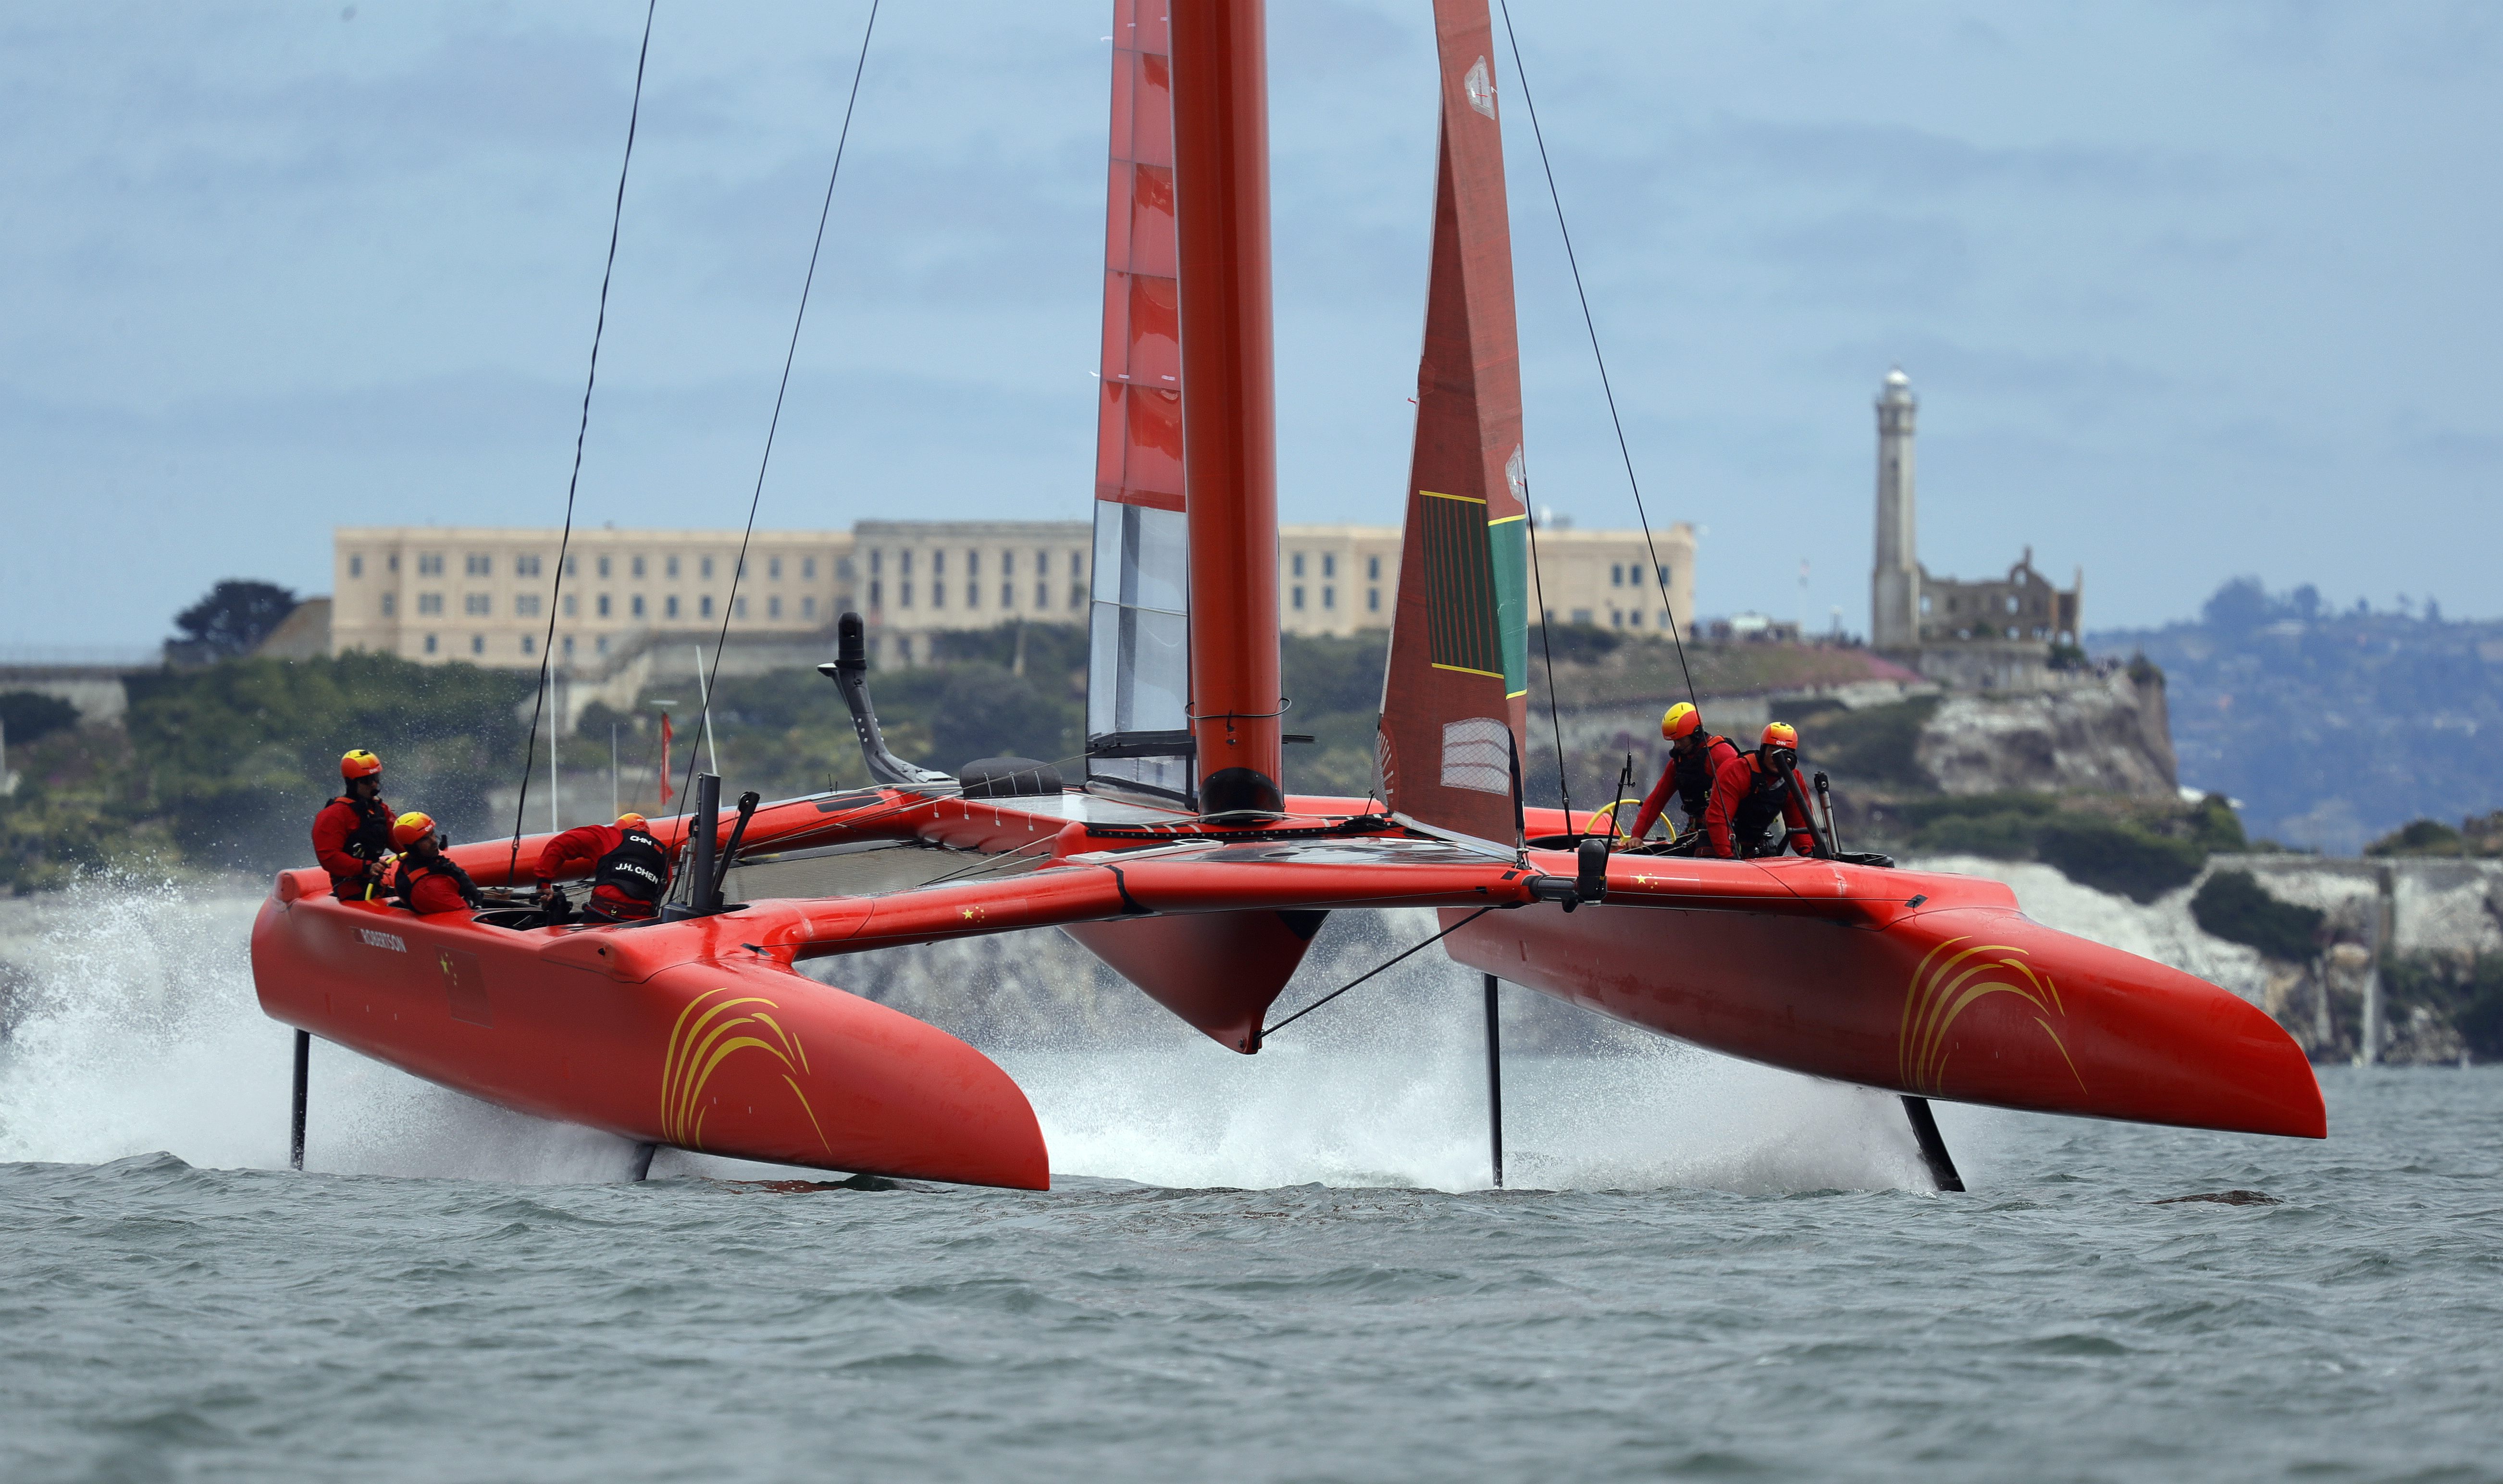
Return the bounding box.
[1497,0,1701,717]
[1523,496,1571,821]
[509,0,658,879]
[676,0,880,817]
[1261,906,1498,1039]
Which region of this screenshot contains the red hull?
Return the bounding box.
[1446,853,2325,1140]
[251,877,1049,1189]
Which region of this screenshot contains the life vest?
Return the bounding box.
[391,853,479,914]
[333,794,393,863]
[1670,733,1734,820]
[1729,758,1800,852]
[594,828,670,905]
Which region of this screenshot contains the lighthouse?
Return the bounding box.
[1871,367,1919,652]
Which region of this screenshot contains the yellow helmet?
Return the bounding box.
[1761,721,1798,751]
[389,811,436,848]
[615,813,648,829]
[1661,703,1701,740]
[341,749,383,780]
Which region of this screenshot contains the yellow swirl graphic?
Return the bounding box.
[1896,936,2087,1097]
[658,986,832,1153]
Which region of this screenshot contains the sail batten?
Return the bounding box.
[1376,0,1531,850]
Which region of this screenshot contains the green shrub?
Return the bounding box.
[2035,817,2205,903]
[2366,818,2466,857]
[2190,871,2324,960]
[2186,792,2249,852]
[1910,810,2038,859]
[0,691,82,747]
[1813,694,1943,790]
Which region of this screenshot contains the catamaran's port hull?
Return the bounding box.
[250,880,1051,1189]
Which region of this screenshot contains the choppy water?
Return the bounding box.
[3,880,2498,1482]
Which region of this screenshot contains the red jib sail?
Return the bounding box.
[1376,0,1531,853]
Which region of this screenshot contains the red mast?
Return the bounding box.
[1169,0,1283,815]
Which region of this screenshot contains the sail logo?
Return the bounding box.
[1463,56,1496,119]
[1898,937,2086,1097]
[659,987,831,1155]
[358,928,408,953]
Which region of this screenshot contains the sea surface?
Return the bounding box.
[2,882,2499,1482]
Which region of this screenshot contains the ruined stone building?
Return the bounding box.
[1869,368,2083,689]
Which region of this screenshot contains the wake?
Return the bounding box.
[0,877,1971,1192]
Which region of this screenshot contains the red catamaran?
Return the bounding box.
[250,0,2323,1191]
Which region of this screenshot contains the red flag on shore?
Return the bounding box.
[657,712,675,806]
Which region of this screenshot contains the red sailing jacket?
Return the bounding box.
[1629,733,1740,841]
[311,792,395,899]
[1702,752,1819,860]
[393,854,482,916]
[535,824,667,919]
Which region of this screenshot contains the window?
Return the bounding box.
[418,593,444,615]
[463,593,490,616]
[419,553,444,576]
[1628,610,1642,627]
[471,635,485,654]
[1367,587,1379,612]
[387,554,398,573]
[565,556,578,577]
[802,596,817,619]
[870,580,883,607]
[1292,585,1305,610]
[516,555,541,578]
[348,554,363,579]
[424,633,437,654]
[1367,555,1381,580]
[515,594,541,617]
[562,594,578,617]
[666,556,680,579]
[1002,551,1016,576]
[701,556,714,579]
[562,635,574,656]
[1070,552,1083,576]
[1070,582,1085,609]
[665,595,680,619]
[967,583,979,608]
[870,550,883,576]
[1571,608,1593,624]
[596,635,611,655]
[466,554,491,577]
[632,556,646,578]
[804,557,817,580]
[1001,583,1013,608]
[735,597,748,618]
[933,581,946,608]
[1611,564,1623,587]
[632,595,646,618]
[1323,554,1336,578]
[598,556,612,579]
[598,594,612,618]
[1036,549,1048,576]
[901,550,913,576]
[1035,582,1049,609]
[1292,553,1305,578]
[834,556,853,581]
[768,595,781,619]
[933,551,945,576]
[1323,586,1335,609]
[768,556,781,581]
[521,634,536,655]
[901,581,913,607]
[380,592,396,617]
[1657,564,1671,587]
[701,596,715,618]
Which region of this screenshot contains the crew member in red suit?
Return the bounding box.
[1701,722,1824,860]
[311,749,396,901]
[1626,702,1741,843]
[534,812,671,922]
[387,813,484,915]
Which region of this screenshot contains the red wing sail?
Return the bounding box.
[1377,0,1530,854]
[1087,0,1195,801]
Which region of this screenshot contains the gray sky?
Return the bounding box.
[3,1,2496,650]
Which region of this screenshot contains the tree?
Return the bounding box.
[172,580,299,661]
[2200,577,2273,635]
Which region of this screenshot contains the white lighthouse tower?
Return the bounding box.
[1871,367,1920,652]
